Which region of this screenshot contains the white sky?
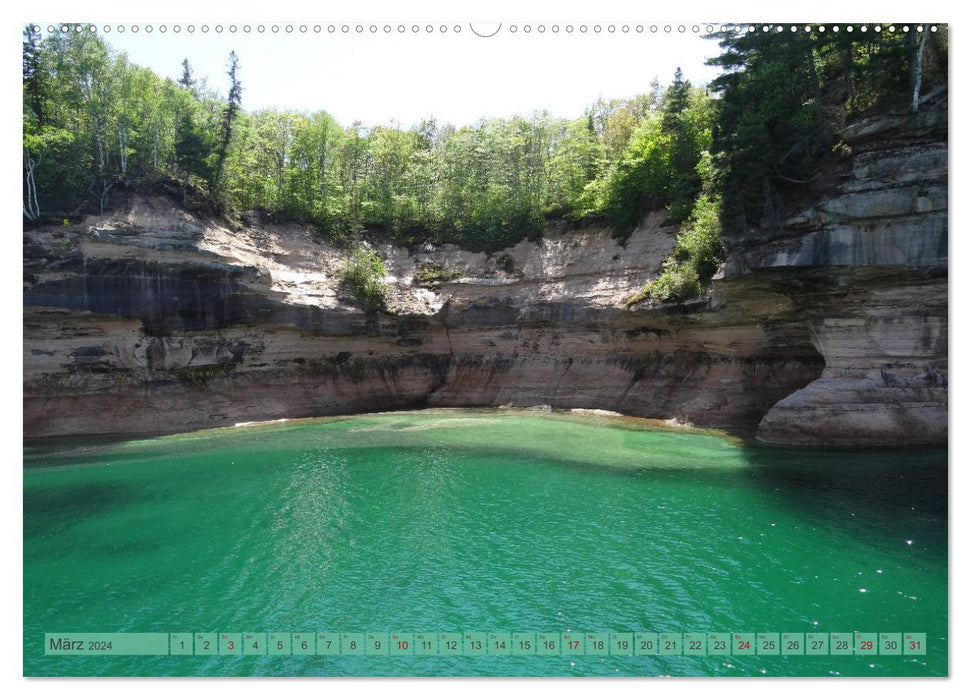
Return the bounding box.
[64,24,723,128]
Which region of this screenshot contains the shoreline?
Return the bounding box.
[23,405,745,450]
[22,405,947,455]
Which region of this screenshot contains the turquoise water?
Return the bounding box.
[23,410,947,676]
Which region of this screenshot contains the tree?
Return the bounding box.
[23,25,47,125]
[341,247,389,312]
[706,29,826,230]
[23,122,74,220]
[910,29,928,113]
[175,109,212,201]
[112,54,137,179]
[704,26,947,232]
[549,116,600,210]
[132,67,177,176]
[364,126,419,234]
[178,58,194,92]
[587,71,713,235]
[661,67,691,134]
[210,51,242,197]
[42,31,121,213]
[338,122,369,223]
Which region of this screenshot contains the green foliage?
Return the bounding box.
[178,58,194,92]
[22,31,232,217]
[661,68,692,133]
[341,248,389,312]
[23,32,710,251]
[23,121,77,219]
[210,51,242,198]
[24,24,948,274]
[593,117,671,232]
[580,72,714,238]
[588,89,658,163]
[23,25,48,125]
[671,194,723,280]
[632,261,702,306]
[706,26,948,230]
[175,110,213,186]
[425,115,566,251]
[634,194,723,305]
[22,30,682,247]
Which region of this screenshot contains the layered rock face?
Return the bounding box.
[721,110,948,446]
[24,207,821,438]
[23,111,946,446]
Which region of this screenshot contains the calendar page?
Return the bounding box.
[20,1,949,683]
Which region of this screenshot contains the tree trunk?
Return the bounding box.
[911,30,928,113]
[23,150,40,220]
[91,110,105,173]
[118,124,128,176]
[98,178,114,214]
[806,43,823,121]
[318,148,328,201]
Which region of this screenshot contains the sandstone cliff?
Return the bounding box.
[722,109,947,446]
[23,110,946,446]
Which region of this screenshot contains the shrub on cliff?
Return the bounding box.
[638,260,703,304]
[341,247,389,313]
[632,194,723,305]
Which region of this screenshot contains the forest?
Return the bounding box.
[23,25,947,303]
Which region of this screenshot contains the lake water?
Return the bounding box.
[23,409,947,676]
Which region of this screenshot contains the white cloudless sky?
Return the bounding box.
[77,25,723,128]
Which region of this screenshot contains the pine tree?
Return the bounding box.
[704,29,828,229]
[23,25,46,125]
[175,111,211,190]
[660,68,701,219]
[210,51,242,197]
[178,58,195,93]
[661,67,691,134]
